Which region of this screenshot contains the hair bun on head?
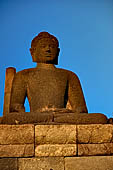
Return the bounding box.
[31,32,59,48]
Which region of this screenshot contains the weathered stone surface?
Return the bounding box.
[0,144,34,157]
[65,156,113,170]
[1,112,54,124]
[78,143,113,156]
[3,67,16,115]
[35,144,76,156]
[0,158,17,170]
[1,31,110,125]
[0,124,34,144]
[1,111,108,124]
[9,31,88,114]
[54,113,108,124]
[18,157,64,170]
[35,125,76,144]
[77,124,113,143]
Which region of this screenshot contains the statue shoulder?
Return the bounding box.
[15,68,36,76]
[56,68,79,79]
[13,68,36,82]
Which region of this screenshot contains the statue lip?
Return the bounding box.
[45,51,51,54]
[44,52,52,57]
[46,56,51,58]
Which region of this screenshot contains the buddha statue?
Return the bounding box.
[1,32,111,124]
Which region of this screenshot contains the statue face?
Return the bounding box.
[31,38,59,64]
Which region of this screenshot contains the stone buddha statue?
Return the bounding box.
[1,32,110,124]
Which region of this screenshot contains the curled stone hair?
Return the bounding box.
[31,32,59,49]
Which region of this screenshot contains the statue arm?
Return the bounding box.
[68,71,88,113]
[10,72,27,112]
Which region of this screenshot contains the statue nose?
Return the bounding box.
[46,45,51,49]
[46,49,51,53]
[45,45,51,53]
[47,50,51,53]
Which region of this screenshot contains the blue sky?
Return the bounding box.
[0,0,113,118]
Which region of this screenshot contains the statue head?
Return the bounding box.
[30,32,60,65]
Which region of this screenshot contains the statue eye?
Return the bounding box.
[50,44,55,48]
[41,45,46,48]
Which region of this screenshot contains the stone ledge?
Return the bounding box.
[18,157,64,170]
[1,156,113,170]
[0,124,113,158]
[65,156,113,170]
[0,158,17,170]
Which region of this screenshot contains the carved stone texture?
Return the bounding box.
[65,156,113,170]
[78,143,113,156]
[0,124,34,144]
[1,31,110,124]
[77,124,113,143]
[1,112,53,124]
[0,144,34,157]
[1,112,108,125]
[18,157,64,170]
[35,144,76,156]
[0,124,34,157]
[10,67,87,113]
[9,32,88,119]
[54,112,108,124]
[3,67,16,115]
[0,158,17,170]
[35,125,77,144]
[35,125,77,156]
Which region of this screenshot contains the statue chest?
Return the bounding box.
[26,69,68,100]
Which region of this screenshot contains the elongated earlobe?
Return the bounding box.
[54,48,60,65]
[29,48,33,56]
[30,48,37,62]
[58,48,60,56]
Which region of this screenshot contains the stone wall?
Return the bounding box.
[0,124,113,170]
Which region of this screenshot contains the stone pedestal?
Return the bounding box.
[0,124,113,170]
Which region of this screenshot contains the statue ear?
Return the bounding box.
[57,48,60,56]
[30,48,33,56]
[29,48,37,62]
[54,48,60,65]
[57,48,60,59]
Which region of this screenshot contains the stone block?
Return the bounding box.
[77,124,113,143]
[0,158,17,170]
[0,144,34,157]
[35,125,76,144]
[18,157,64,170]
[35,144,76,156]
[65,156,113,170]
[78,143,113,156]
[0,124,34,144]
